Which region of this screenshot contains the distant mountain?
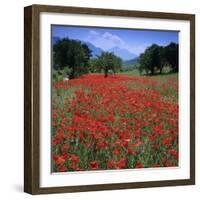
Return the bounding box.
[52,37,138,62]
[82,42,103,58]
[122,57,139,68]
[52,38,103,58]
[108,47,137,61]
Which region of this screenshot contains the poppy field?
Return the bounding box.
[52,73,178,172]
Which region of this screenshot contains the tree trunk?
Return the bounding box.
[160,66,163,74]
[104,69,108,78]
[151,70,154,75]
[69,69,75,79]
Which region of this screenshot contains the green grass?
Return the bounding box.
[120,69,178,79]
[120,69,178,102]
[120,69,140,76]
[52,85,90,109]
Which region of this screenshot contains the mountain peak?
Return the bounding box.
[82,41,103,58]
[52,37,138,61]
[108,47,137,61]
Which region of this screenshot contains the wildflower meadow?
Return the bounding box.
[52,73,178,172]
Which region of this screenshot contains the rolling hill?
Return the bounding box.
[122,57,140,68]
[108,46,137,61]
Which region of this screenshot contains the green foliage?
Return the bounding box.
[139,52,150,75]
[52,66,72,83]
[88,58,99,73]
[139,42,178,75]
[164,43,179,72]
[95,52,122,77]
[53,38,92,79]
[52,70,63,83]
[139,44,161,75]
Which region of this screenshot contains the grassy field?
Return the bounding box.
[52,71,178,172]
[120,69,141,76]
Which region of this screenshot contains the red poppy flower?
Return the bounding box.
[58,165,68,172]
[116,157,126,169]
[168,149,178,160]
[70,154,80,163]
[90,161,99,170]
[56,129,65,139]
[52,74,178,172]
[107,160,116,169]
[162,138,170,147]
[54,156,65,165]
[135,162,143,168]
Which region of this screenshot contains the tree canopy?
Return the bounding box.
[53,38,122,79]
[164,43,179,72]
[139,42,178,75]
[95,52,122,77]
[53,38,92,79]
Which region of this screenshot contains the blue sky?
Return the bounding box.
[52,25,179,55]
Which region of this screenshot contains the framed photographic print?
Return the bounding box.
[24,4,195,194]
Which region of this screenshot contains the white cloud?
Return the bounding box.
[86,31,126,50]
[86,30,150,55]
[102,32,125,46]
[89,30,99,36]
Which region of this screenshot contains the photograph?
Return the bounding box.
[51,25,179,172]
[24,5,195,194]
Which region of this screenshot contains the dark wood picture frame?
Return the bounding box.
[24,4,195,195]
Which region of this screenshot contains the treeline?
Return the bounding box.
[139,43,178,75]
[53,38,122,79]
[53,38,178,80]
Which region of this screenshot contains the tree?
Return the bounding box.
[164,42,179,72]
[157,46,167,74]
[53,38,92,79]
[139,42,179,75]
[139,44,162,75]
[95,52,122,77]
[139,52,150,75]
[88,58,99,73]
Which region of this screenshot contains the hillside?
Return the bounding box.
[122,57,139,68]
[108,46,137,61]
